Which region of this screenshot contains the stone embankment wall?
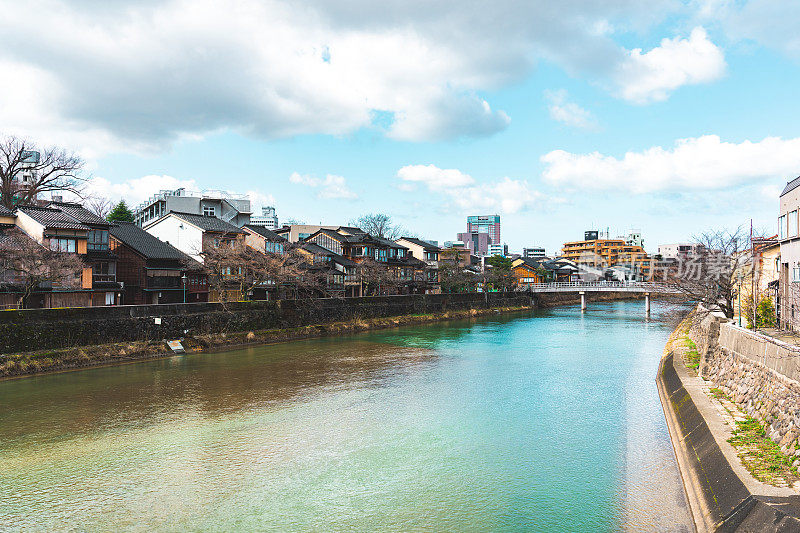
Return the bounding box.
[0,293,532,354]
[691,309,800,457]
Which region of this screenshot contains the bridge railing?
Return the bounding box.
[519,281,677,292]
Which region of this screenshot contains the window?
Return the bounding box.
[397,249,405,258]
[790,211,798,238]
[203,205,216,217]
[87,230,109,251]
[49,238,77,253]
[780,215,787,239]
[93,261,116,282]
[793,264,800,282]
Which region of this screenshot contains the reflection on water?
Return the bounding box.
[0,301,691,532]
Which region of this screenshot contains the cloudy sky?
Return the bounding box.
[1,0,798,253]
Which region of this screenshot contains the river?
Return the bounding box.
[0,300,691,532]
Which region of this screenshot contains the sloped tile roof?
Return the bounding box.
[48,201,110,226]
[166,211,245,234]
[0,205,14,217]
[244,224,286,241]
[398,237,440,251]
[109,222,188,261]
[781,176,800,197]
[17,205,91,230]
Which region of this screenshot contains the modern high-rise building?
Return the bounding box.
[249,206,279,229]
[467,215,501,245]
[457,231,492,256]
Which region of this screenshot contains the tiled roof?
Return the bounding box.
[314,228,350,241]
[109,222,188,261]
[0,205,14,217]
[336,226,367,235]
[301,242,334,256]
[244,224,286,241]
[17,205,91,230]
[300,242,357,267]
[373,236,406,249]
[48,201,110,226]
[166,211,245,234]
[781,176,800,197]
[398,237,440,251]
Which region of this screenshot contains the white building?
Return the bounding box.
[134,188,251,228]
[249,206,279,229]
[523,246,546,259]
[658,243,700,259]
[143,211,244,263]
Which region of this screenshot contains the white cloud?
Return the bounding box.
[289,172,357,199]
[396,164,475,190]
[83,175,197,206]
[541,134,800,193]
[544,89,598,129]
[396,164,541,213]
[0,1,730,155]
[697,0,800,58]
[615,27,726,103]
[246,190,277,211]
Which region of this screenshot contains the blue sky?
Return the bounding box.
[2,0,799,253]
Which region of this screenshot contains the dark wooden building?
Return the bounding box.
[110,222,208,305]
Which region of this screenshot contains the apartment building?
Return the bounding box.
[561,231,652,279]
[134,188,251,228]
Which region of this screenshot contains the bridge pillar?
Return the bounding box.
[645,293,651,317]
[580,291,586,311]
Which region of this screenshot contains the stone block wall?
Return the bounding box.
[0,293,532,354]
[691,308,800,457]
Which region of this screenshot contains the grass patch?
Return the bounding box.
[709,387,727,400]
[681,336,701,370]
[728,417,796,485]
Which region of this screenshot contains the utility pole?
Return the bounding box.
[751,219,757,331]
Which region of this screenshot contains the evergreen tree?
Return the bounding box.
[107,200,135,223]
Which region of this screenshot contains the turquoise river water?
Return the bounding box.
[0,300,692,532]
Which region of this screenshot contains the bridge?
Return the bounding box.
[518,281,681,315]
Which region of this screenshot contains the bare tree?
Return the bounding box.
[350,213,406,240]
[85,196,113,218]
[358,258,399,296]
[665,227,754,319]
[0,136,85,209]
[203,240,323,302]
[438,253,476,293]
[0,228,84,308]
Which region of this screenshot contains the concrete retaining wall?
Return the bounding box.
[658,348,800,531]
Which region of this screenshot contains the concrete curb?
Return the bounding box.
[658,349,800,532]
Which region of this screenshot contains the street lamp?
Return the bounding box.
[182,273,187,303]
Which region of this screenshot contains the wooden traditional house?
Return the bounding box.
[303,227,430,294]
[13,203,122,307]
[110,222,208,304]
[298,242,360,297]
[396,237,441,293]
